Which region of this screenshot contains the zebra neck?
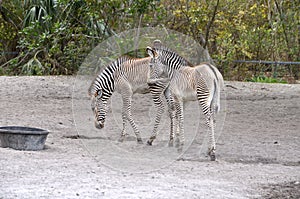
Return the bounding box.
[160,58,186,79]
[95,59,123,97]
[160,50,191,70]
[97,70,115,95]
[101,89,113,100]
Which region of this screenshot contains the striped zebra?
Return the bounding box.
[88,56,169,143]
[146,40,224,161]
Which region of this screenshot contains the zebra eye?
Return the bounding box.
[97,90,102,97]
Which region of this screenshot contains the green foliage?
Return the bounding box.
[0,0,299,80]
[247,76,287,84]
[1,0,111,75]
[0,0,22,67]
[22,57,45,75]
[153,0,299,81]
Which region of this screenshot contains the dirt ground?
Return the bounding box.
[0,76,299,199]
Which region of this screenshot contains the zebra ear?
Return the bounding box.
[146,46,154,58]
[153,40,162,47]
[146,46,158,58]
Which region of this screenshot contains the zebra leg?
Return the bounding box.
[121,91,143,144]
[175,100,184,152]
[199,108,217,161]
[167,103,176,147]
[118,111,127,142]
[207,110,216,161]
[165,89,176,147]
[127,100,143,144]
[147,94,164,145]
[147,79,169,146]
[174,108,180,148]
[197,88,216,160]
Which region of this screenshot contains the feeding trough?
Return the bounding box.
[0,126,49,151]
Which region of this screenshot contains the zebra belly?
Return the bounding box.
[173,88,197,102]
[182,89,197,101]
[133,83,150,94]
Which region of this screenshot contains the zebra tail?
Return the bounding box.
[212,69,224,114]
[211,79,220,113]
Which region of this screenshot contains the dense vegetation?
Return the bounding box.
[0,0,299,81]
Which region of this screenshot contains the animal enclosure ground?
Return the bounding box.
[0,76,299,198]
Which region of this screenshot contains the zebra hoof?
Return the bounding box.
[168,141,174,147]
[210,154,216,161]
[147,140,153,146]
[118,135,125,142]
[177,146,183,153]
[137,138,143,144]
[175,138,180,148]
[208,149,216,161]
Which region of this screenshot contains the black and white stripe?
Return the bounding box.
[147,41,224,160]
[89,55,170,144]
[89,56,131,99]
[152,41,193,78]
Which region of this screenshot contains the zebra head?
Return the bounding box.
[146,46,168,79]
[147,40,194,79]
[93,89,108,129]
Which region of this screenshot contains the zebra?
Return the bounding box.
[146,40,224,161]
[88,55,169,143]
[146,45,193,146]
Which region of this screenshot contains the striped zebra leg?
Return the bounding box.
[124,98,143,143]
[118,111,128,142]
[174,102,180,147]
[174,99,184,152]
[120,88,143,144]
[147,95,164,145]
[167,100,176,147]
[164,88,176,147]
[200,105,216,161]
[196,79,217,160]
[147,78,170,145]
[206,110,216,161]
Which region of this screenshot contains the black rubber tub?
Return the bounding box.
[0,126,49,150]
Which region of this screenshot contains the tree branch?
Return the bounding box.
[274,0,290,52]
[203,0,219,49]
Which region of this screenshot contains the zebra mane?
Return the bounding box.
[100,55,133,73]
[152,40,194,67]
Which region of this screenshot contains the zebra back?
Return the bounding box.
[151,41,224,112]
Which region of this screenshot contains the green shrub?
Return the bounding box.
[247,76,287,84]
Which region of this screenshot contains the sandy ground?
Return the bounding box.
[0,76,299,199]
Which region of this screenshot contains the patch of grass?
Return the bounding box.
[247,76,287,84]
